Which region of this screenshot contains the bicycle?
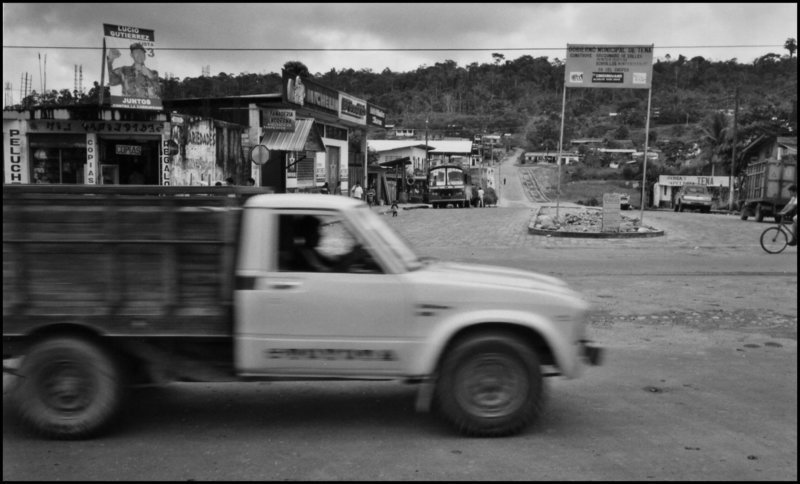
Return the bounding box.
[760,217,796,254]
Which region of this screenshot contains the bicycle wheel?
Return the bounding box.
[760,226,788,254]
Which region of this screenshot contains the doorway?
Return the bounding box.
[326,146,340,194]
[98,138,161,184]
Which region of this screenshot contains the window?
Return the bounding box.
[277,213,381,274]
[29,134,86,184]
[321,124,348,141]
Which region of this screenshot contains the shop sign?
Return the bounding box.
[339,93,367,126]
[565,44,653,89]
[4,122,29,184]
[86,133,98,184]
[116,144,142,156]
[367,104,387,129]
[103,24,162,110]
[282,70,339,116]
[315,166,326,183]
[264,109,296,131]
[27,120,164,135]
[658,175,730,187]
[161,134,171,185]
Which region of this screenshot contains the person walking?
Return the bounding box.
[351,182,363,200]
[478,186,485,207]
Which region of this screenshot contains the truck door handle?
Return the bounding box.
[269,281,301,290]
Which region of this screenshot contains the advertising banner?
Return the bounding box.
[103,24,162,110]
[3,119,29,184]
[339,93,367,126]
[565,44,653,89]
[263,109,296,132]
[658,175,730,187]
[367,104,387,129]
[282,70,339,116]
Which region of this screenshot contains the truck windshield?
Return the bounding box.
[350,206,423,272]
[429,167,464,187]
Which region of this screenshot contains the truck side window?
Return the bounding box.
[277,214,381,274]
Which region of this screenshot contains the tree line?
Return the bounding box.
[8,41,797,162]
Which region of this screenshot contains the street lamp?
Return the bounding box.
[425,117,429,173]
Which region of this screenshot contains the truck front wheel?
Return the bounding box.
[13,336,125,439]
[435,333,544,437]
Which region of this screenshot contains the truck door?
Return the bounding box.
[235,210,412,378]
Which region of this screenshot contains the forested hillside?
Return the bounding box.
[10,49,797,155]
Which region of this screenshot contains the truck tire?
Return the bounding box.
[13,336,125,439]
[755,203,764,222]
[740,206,749,220]
[435,333,544,437]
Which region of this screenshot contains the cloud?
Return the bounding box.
[3,2,797,104]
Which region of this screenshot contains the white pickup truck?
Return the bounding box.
[3,186,602,439]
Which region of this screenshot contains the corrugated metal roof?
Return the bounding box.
[368,139,471,154]
[261,118,323,152]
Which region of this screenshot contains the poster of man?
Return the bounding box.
[103,24,162,109]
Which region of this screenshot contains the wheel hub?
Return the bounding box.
[456,355,525,417]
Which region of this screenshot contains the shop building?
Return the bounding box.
[4,106,168,186]
[163,70,387,195]
[4,73,386,192]
[3,105,249,187]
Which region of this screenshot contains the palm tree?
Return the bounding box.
[785,38,797,58]
[700,111,730,176]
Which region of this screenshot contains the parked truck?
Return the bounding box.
[3,185,601,439]
[739,158,797,222]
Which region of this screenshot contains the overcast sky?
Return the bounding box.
[2,2,797,105]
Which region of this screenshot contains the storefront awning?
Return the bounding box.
[260,118,325,152]
[378,156,412,167]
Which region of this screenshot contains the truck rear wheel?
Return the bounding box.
[755,203,765,222]
[13,336,125,439]
[435,333,544,437]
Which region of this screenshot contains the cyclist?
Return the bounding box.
[778,184,797,246]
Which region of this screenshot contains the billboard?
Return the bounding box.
[564,44,653,89]
[367,104,387,129]
[339,93,367,126]
[282,70,339,116]
[103,24,162,110]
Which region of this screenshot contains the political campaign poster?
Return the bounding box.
[103,24,162,110]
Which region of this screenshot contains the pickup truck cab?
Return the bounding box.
[3,188,601,438]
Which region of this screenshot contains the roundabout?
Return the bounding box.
[528,204,665,238]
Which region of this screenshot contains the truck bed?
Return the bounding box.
[3,186,260,340]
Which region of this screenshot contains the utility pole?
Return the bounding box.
[728,87,739,211]
[424,117,430,173]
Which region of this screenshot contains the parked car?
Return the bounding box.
[674,184,712,213]
[618,193,631,210]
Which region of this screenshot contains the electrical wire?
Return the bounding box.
[1,45,786,51]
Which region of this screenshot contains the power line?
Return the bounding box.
[1,44,787,52]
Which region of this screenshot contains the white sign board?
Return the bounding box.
[565,44,654,89]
